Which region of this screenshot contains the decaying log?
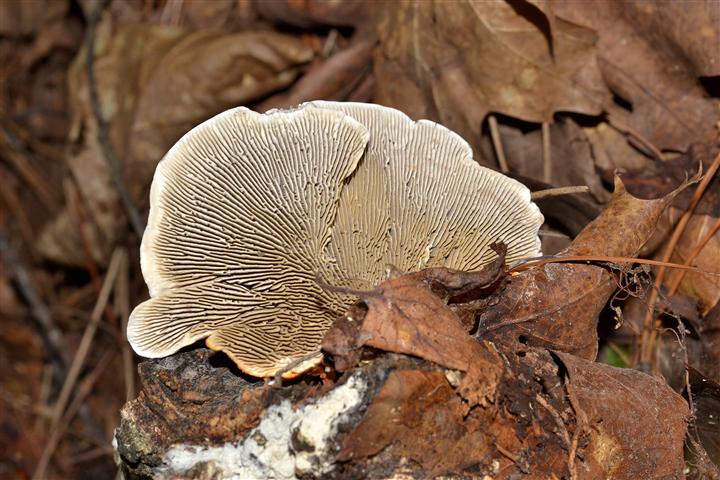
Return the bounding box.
[115,342,687,479]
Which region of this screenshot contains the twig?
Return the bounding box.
[84,0,144,238]
[322,29,339,58]
[34,366,54,431]
[160,0,185,26]
[495,442,519,463]
[65,177,122,339]
[567,419,581,480]
[488,115,509,173]
[531,186,589,200]
[639,152,720,367]
[511,254,718,276]
[542,122,551,183]
[0,118,66,164]
[538,228,571,239]
[33,248,123,480]
[271,351,323,386]
[564,384,587,480]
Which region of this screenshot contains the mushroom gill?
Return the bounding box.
[128,102,544,378]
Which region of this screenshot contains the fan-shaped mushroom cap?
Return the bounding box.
[128,102,543,378]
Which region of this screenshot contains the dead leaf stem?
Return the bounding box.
[0,173,35,246]
[65,179,101,293]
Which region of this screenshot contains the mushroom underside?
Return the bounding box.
[127,101,544,377]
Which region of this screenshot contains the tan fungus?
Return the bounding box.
[127,102,543,378]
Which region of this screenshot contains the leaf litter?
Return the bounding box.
[2,0,719,478]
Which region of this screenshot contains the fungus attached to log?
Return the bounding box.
[127,102,544,378]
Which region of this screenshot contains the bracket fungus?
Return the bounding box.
[127,101,544,378]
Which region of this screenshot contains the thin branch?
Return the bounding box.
[511,254,717,276]
[271,351,323,386]
[495,442,519,463]
[64,178,101,292]
[531,186,589,200]
[535,394,571,443]
[535,393,576,480]
[606,341,631,367]
[538,228,571,239]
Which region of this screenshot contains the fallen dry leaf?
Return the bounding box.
[373,0,611,158]
[323,272,498,370]
[551,0,719,151]
[479,176,681,359]
[556,352,689,479]
[323,247,507,407]
[171,0,256,30]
